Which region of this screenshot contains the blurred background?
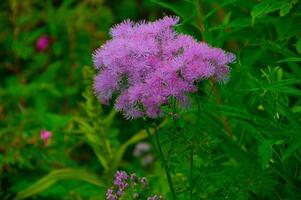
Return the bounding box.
[0,1,170,199]
[1,0,301,199]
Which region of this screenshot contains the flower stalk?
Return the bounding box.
[153,125,177,200]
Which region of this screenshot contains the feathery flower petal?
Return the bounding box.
[93,16,235,119]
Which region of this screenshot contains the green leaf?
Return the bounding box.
[74,118,110,171]
[278,101,301,130]
[113,129,148,169]
[263,79,301,88]
[276,57,301,63]
[203,0,237,21]
[279,2,293,16]
[13,169,104,200]
[40,112,71,129]
[296,39,301,54]
[209,18,251,31]
[269,87,301,97]
[151,0,196,20]
[278,101,301,160]
[258,141,273,169]
[283,139,301,160]
[276,17,293,39]
[292,106,301,113]
[251,0,291,24]
[240,79,301,97]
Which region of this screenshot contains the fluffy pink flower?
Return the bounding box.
[36,35,50,52]
[93,16,235,119]
[40,130,52,145]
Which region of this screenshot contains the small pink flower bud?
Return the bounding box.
[36,35,51,52]
[40,130,52,145]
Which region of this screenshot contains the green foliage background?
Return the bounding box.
[1,0,301,199]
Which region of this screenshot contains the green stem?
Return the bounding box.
[190,95,200,199]
[145,125,159,156]
[153,126,177,200]
[189,143,193,200]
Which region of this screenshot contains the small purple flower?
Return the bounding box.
[106,171,163,199]
[114,171,128,186]
[112,170,129,196]
[106,188,117,200]
[36,35,51,52]
[116,189,123,196]
[93,16,235,119]
[40,130,52,146]
[148,195,163,200]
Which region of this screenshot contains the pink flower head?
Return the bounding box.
[148,195,163,200]
[40,130,52,145]
[106,171,160,199]
[36,35,51,52]
[93,16,235,119]
[106,188,117,200]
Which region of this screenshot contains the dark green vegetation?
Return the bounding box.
[1,0,301,199]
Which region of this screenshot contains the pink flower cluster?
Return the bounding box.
[148,195,163,200]
[93,16,235,119]
[106,171,156,200]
